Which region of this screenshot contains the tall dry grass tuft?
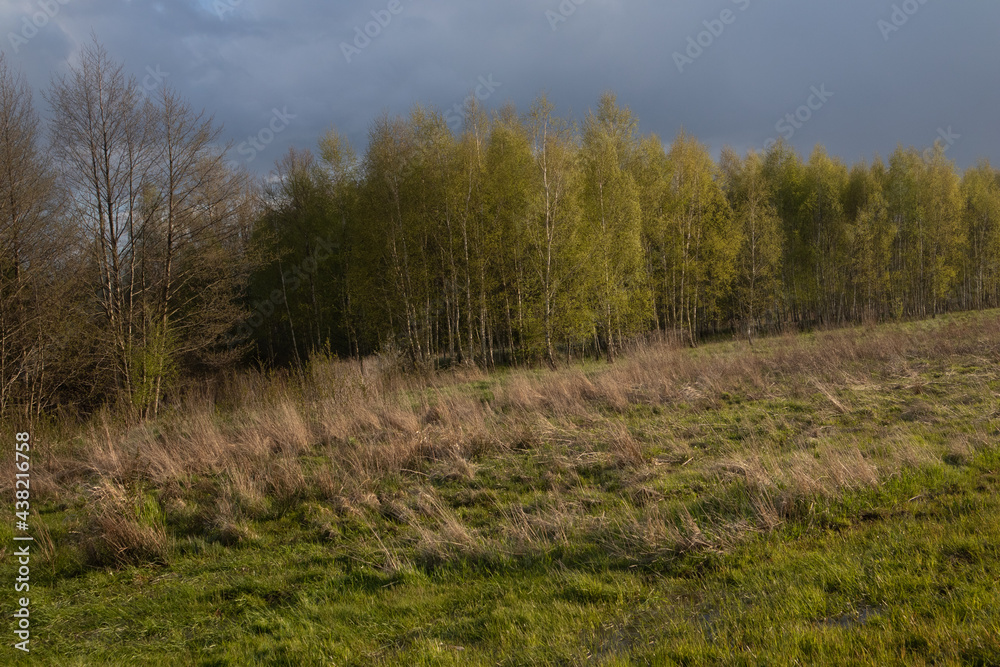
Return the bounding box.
[712,437,884,530]
[80,481,169,567]
[208,495,259,546]
[248,399,314,456]
[219,467,269,519]
[500,496,580,557]
[603,421,645,468]
[264,454,309,505]
[406,490,484,567]
[598,504,728,564]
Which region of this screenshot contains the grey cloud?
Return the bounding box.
[2,0,996,171]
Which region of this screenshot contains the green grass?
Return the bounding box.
[4,312,1000,665]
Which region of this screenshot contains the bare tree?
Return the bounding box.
[139,86,247,415]
[47,38,160,402]
[0,53,77,418]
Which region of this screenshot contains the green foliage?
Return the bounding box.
[721,147,782,334]
[844,158,894,321]
[236,96,999,367]
[655,130,737,342]
[128,318,179,415]
[580,93,651,357]
[961,160,1000,309]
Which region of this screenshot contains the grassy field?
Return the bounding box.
[3,312,1000,665]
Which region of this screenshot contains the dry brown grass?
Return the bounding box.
[407,490,484,567]
[79,480,169,567]
[599,503,729,564]
[8,311,999,569]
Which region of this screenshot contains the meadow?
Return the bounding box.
[3,311,1000,665]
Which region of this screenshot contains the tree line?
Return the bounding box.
[2,41,1000,420]
[255,94,999,370]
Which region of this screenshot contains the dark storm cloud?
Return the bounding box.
[3,0,996,171]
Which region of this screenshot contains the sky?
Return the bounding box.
[2,0,997,174]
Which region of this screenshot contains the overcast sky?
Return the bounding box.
[3,0,996,173]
